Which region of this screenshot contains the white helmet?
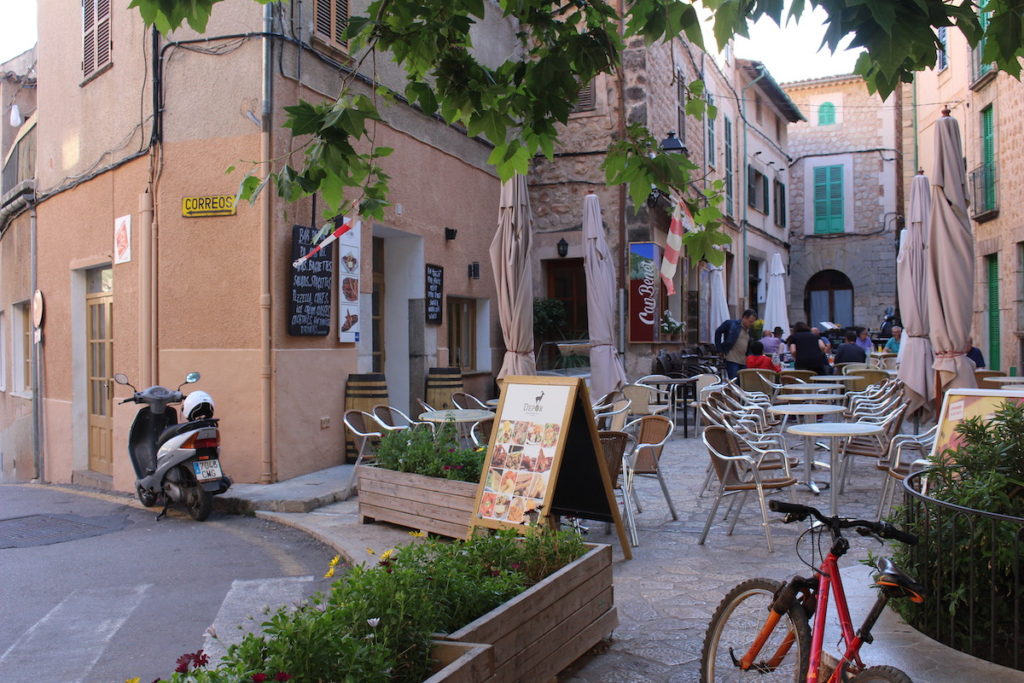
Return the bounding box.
[182,390,215,420]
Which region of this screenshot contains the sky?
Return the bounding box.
[0,1,854,83]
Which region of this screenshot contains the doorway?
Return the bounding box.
[86,267,113,475]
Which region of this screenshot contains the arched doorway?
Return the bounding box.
[804,269,853,327]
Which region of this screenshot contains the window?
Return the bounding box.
[774,114,783,142]
[805,270,854,327]
[676,77,687,147]
[724,117,734,217]
[818,102,836,126]
[82,0,112,79]
[707,94,716,168]
[937,26,949,71]
[972,0,992,81]
[314,0,350,52]
[747,165,769,214]
[754,95,762,124]
[773,179,786,227]
[12,301,31,394]
[571,79,596,113]
[447,298,477,371]
[813,164,844,234]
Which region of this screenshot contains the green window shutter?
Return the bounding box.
[818,102,835,126]
[761,174,769,213]
[988,255,1000,371]
[981,106,995,210]
[724,117,733,215]
[747,165,756,209]
[814,165,843,234]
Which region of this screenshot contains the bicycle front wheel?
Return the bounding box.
[701,578,811,682]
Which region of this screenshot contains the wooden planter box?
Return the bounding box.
[425,641,494,683]
[441,543,617,682]
[357,465,478,539]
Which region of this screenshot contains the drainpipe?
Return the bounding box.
[740,64,766,313]
[139,187,154,387]
[29,195,42,481]
[260,4,275,483]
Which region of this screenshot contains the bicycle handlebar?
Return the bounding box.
[768,499,917,545]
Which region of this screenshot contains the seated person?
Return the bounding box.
[966,337,985,368]
[884,326,902,353]
[761,330,782,355]
[833,331,868,365]
[787,322,828,374]
[855,328,874,354]
[746,340,781,372]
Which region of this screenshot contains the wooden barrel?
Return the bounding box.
[344,373,388,462]
[425,367,463,410]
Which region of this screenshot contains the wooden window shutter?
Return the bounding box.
[315,0,349,50]
[814,165,844,234]
[761,173,769,213]
[572,79,596,113]
[747,165,756,209]
[82,0,111,78]
[96,0,111,70]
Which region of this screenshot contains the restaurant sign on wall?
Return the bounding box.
[628,242,662,343]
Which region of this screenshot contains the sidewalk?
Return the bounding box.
[220,437,1024,682]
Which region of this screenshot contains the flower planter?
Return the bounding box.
[358,465,478,539]
[425,641,494,682]
[441,543,617,682]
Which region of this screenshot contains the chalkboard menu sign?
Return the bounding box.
[289,225,333,336]
[426,264,443,324]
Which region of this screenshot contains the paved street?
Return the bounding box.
[0,484,337,683]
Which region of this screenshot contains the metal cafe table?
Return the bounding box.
[651,376,699,438]
[773,393,843,403]
[768,403,845,495]
[782,382,844,393]
[810,375,863,392]
[787,421,884,515]
[419,408,495,445]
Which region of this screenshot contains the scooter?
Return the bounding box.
[113,371,232,521]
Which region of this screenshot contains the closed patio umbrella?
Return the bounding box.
[490,174,537,379]
[708,263,729,337]
[583,193,628,399]
[897,172,934,414]
[926,111,976,394]
[762,252,789,340]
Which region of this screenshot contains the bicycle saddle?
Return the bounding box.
[874,557,926,603]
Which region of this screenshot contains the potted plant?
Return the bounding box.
[149,529,613,683]
[358,422,485,538]
[659,310,684,341]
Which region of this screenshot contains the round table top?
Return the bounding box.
[484,398,500,408]
[788,422,883,438]
[773,393,842,403]
[989,376,1024,383]
[768,404,846,416]
[811,375,862,383]
[419,408,495,423]
[783,383,844,392]
[871,351,896,357]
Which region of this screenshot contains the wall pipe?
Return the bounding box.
[260,4,276,483]
[139,187,154,387]
[29,196,41,481]
[740,64,766,313]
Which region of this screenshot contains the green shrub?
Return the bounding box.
[374,422,484,483]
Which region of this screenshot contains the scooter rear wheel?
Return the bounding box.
[137,485,159,508]
[186,483,212,521]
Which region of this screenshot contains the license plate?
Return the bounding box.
[192,459,223,482]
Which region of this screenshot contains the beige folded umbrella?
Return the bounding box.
[583,192,627,398]
[897,172,935,414]
[926,111,976,396]
[490,175,537,379]
[763,253,790,339]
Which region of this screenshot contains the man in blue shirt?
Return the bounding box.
[715,309,757,380]
[884,326,902,353]
[966,336,985,368]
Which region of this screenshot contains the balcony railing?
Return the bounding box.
[971,43,995,87]
[969,161,998,219]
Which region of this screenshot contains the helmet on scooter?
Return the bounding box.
[183,390,215,420]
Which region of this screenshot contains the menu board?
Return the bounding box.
[336,216,362,343]
[470,376,631,558]
[426,264,443,324]
[933,388,1024,459]
[288,225,332,336]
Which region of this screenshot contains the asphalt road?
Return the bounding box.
[0,483,339,683]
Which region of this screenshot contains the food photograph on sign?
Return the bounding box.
[477,383,570,526]
[934,389,1024,458]
[336,217,362,343]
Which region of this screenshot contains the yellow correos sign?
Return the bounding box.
[182,194,237,217]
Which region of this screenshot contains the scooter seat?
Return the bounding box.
[157,418,220,446]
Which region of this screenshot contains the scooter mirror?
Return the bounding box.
[185,372,200,383]
[113,373,130,385]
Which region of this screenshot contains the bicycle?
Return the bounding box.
[700,500,925,682]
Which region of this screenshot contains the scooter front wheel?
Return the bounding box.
[185,479,213,521]
[137,484,159,508]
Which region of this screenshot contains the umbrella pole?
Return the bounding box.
[934,369,942,416]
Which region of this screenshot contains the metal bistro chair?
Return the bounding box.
[622,382,672,419]
[624,415,677,521]
[876,425,937,519]
[451,391,490,410]
[599,430,639,547]
[700,425,797,552]
[372,404,431,432]
[595,399,632,432]
[341,409,385,500]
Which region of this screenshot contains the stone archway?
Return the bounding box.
[804,269,854,327]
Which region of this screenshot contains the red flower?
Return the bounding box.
[275,674,292,682]
[252,675,268,682]
[192,650,209,668]
[175,653,192,673]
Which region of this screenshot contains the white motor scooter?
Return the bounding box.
[114,371,232,521]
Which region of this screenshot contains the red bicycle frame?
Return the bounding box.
[807,551,871,682]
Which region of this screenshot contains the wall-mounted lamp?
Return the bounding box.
[444,227,458,241]
[660,131,687,155]
[468,261,480,279]
[556,238,569,258]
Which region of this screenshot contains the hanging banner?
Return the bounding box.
[628,242,661,343]
[336,217,362,343]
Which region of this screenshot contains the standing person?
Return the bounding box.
[787,322,828,374]
[746,341,781,371]
[833,331,868,365]
[855,329,874,355]
[761,329,782,355]
[884,326,903,353]
[715,309,757,380]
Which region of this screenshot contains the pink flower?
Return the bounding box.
[252,674,268,682]
[275,674,292,682]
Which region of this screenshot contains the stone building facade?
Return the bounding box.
[783,75,902,332]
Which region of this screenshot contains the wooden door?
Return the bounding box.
[87,276,114,475]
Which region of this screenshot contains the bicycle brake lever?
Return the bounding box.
[855,527,884,544]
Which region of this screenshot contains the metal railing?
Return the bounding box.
[899,470,1023,670]
[969,161,998,218]
[971,43,994,85]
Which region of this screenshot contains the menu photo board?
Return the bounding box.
[470,376,631,559]
[426,264,443,324]
[933,388,1024,459]
[336,216,362,343]
[289,225,333,336]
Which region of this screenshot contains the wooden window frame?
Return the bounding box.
[571,79,597,114]
[82,0,112,81]
[12,301,31,395]
[313,0,350,54]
